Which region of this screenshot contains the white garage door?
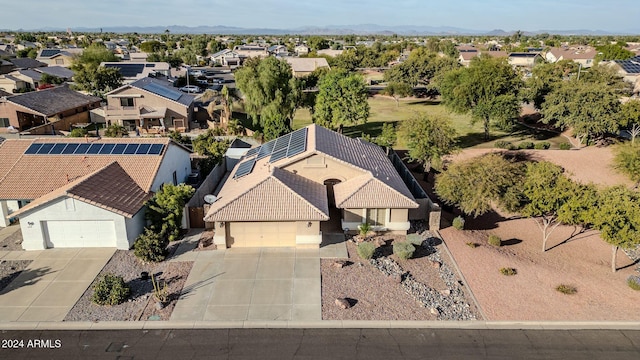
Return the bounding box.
[43,220,117,248]
[228,222,296,247]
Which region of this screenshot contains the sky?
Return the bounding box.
[2,0,639,33]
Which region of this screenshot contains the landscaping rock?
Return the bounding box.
[430,307,439,315]
[374,238,387,248]
[332,260,349,269]
[440,289,451,297]
[430,261,442,269]
[335,298,351,309]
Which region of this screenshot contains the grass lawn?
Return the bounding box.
[245,95,566,150]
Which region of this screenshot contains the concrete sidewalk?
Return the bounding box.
[0,248,115,322]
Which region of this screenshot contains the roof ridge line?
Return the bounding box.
[207,175,275,218]
[271,169,329,220]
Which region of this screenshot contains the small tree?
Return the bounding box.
[313,69,369,131]
[104,124,128,138]
[92,274,130,305]
[192,130,231,175]
[134,228,169,263]
[68,128,88,137]
[384,82,413,107]
[613,142,640,186]
[145,184,195,242]
[399,113,457,175]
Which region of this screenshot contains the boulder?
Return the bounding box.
[332,260,349,269]
[430,307,439,315]
[335,298,351,309]
[440,289,451,296]
[430,261,442,269]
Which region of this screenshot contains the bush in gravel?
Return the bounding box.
[495,140,512,149]
[452,216,465,230]
[559,142,572,150]
[627,276,640,290]
[488,235,502,247]
[466,242,479,248]
[357,242,376,260]
[500,267,517,276]
[134,228,168,263]
[556,284,577,294]
[534,141,551,150]
[518,141,534,149]
[92,274,130,306]
[393,241,416,260]
[406,233,423,247]
[358,222,372,237]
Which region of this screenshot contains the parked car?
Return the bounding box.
[179,85,201,93]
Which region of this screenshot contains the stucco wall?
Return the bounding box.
[150,143,192,191]
[283,154,364,184]
[106,87,191,128]
[19,197,141,250]
[124,208,146,247]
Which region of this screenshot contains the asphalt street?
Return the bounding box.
[0,328,638,359]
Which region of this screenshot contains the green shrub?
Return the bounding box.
[559,142,572,150]
[68,128,88,137]
[406,234,423,247]
[357,242,376,260]
[518,141,534,149]
[627,276,640,291]
[500,267,517,276]
[556,284,577,294]
[134,228,169,263]
[92,274,130,305]
[393,241,416,260]
[488,235,502,247]
[507,144,518,150]
[534,141,551,150]
[452,216,465,230]
[495,140,512,149]
[358,222,371,237]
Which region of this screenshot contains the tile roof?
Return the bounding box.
[8,58,47,69]
[204,167,329,222]
[6,86,101,117]
[0,137,173,200]
[9,162,151,218]
[34,66,74,79]
[204,124,418,222]
[15,69,42,81]
[126,77,195,107]
[285,58,330,73]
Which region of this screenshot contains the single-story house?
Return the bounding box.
[204,124,420,248]
[0,74,30,93]
[508,52,543,68]
[102,77,196,132]
[101,62,171,84]
[284,57,330,77]
[0,137,192,250]
[8,58,47,70]
[0,85,102,133]
[545,46,596,68]
[36,49,79,67]
[295,44,310,56]
[609,56,640,95]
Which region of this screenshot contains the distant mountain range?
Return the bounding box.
[4,24,639,36]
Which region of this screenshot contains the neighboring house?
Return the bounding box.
[210,49,242,67]
[34,66,74,81]
[609,56,640,95]
[458,49,479,67]
[284,57,330,77]
[0,137,192,250]
[8,58,47,70]
[36,49,77,67]
[9,69,44,89]
[100,62,171,84]
[0,44,15,54]
[233,45,268,59]
[0,85,101,133]
[317,49,344,57]
[0,74,30,93]
[102,77,195,133]
[545,47,597,68]
[268,45,288,56]
[508,52,543,67]
[295,44,310,56]
[128,52,149,62]
[0,60,15,75]
[204,124,420,248]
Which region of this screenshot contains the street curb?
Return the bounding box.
[1,321,639,331]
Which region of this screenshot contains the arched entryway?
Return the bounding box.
[322,179,343,233]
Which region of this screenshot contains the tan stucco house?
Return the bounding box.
[102,77,196,133]
[204,124,419,248]
[284,58,330,77]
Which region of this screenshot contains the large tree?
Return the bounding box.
[384,48,459,88]
[439,56,522,140]
[313,69,369,131]
[620,100,640,143]
[434,153,525,217]
[524,60,579,110]
[235,57,298,140]
[541,80,621,144]
[588,186,640,272]
[399,114,457,174]
[384,82,413,107]
[613,142,640,186]
[71,44,122,95]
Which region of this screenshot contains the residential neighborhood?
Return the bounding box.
[1,8,640,358]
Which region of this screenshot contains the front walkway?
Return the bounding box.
[170,231,347,322]
[0,248,115,322]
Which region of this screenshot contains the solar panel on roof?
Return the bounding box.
[62,143,78,154]
[111,144,127,154]
[49,143,67,154]
[245,147,260,157]
[148,144,164,155]
[40,49,60,57]
[74,143,90,154]
[256,140,276,160]
[269,149,288,163]
[24,144,43,154]
[105,63,145,77]
[233,159,256,179]
[99,143,115,154]
[273,133,292,153]
[145,63,155,67]
[286,128,307,157]
[136,143,151,154]
[86,143,103,154]
[142,82,182,101]
[124,144,139,154]
[37,143,55,154]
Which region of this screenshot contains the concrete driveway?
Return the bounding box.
[0,248,115,322]
[170,236,346,322]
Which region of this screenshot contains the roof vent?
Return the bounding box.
[204,194,218,204]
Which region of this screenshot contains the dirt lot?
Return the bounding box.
[439,146,640,321]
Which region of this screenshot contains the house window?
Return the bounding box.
[120,97,134,107]
[0,118,9,127]
[365,208,386,226]
[55,59,64,65]
[172,171,178,186]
